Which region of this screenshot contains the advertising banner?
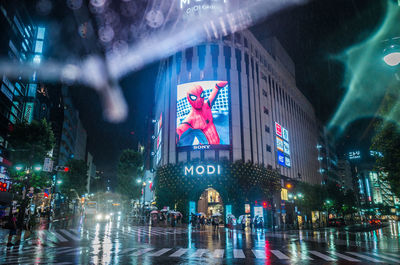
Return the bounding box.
[284,141,290,155]
[277,151,285,166]
[276,137,284,152]
[275,122,282,137]
[176,81,230,150]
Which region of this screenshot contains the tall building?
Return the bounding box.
[347,148,400,216]
[152,29,321,225]
[317,124,339,184]
[0,2,45,178]
[57,86,87,166]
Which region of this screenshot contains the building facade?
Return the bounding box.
[152,30,321,225]
[0,2,45,180]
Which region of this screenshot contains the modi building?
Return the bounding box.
[152,29,321,227]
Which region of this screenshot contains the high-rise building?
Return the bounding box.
[152,29,321,226]
[0,2,46,178]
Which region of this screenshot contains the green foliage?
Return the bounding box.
[116,149,144,199]
[8,119,55,166]
[371,122,400,197]
[59,159,88,198]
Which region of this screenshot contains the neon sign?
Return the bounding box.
[184,164,221,176]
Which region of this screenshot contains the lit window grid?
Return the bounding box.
[177,86,229,120]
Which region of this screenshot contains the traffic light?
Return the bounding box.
[262,201,267,208]
[0,181,8,192]
[55,166,70,172]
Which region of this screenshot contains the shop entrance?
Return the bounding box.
[197,188,224,218]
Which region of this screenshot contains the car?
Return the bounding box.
[328,218,346,227]
[95,213,112,222]
[369,219,381,226]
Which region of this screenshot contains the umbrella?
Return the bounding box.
[227,214,235,218]
[212,213,222,217]
[195,213,202,216]
[160,209,168,212]
[150,210,159,214]
[199,212,206,216]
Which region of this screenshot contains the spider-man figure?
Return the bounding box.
[176,81,228,145]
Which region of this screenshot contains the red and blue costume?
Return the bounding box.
[177,81,228,145]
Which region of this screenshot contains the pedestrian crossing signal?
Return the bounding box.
[55,166,70,172]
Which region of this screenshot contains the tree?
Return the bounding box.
[59,159,88,199]
[8,119,55,166]
[116,149,143,199]
[371,122,400,197]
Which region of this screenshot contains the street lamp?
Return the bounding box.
[15,165,24,171]
[136,178,142,183]
[383,44,400,66]
[57,180,62,184]
[33,165,42,171]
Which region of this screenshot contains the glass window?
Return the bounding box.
[35,41,43,53]
[37,27,46,39]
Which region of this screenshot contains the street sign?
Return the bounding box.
[43,158,54,172]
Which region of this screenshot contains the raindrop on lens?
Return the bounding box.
[98,26,114,43]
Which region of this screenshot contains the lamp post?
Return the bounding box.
[383,44,400,67]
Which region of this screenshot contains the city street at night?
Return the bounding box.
[1,0,400,264]
[0,218,400,264]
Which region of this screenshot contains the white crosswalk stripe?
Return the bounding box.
[328,251,361,262]
[369,253,400,263]
[50,231,68,242]
[309,251,336,261]
[384,252,400,258]
[118,248,136,255]
[131,248,155,256]
[233,249,245,258]
[271,250,290,259]
[252,249,266,259]
[169,248,188,257]
[60,229,80,241]
[213,249,224,258]
[149,248,172,256]
[346,252,383,262]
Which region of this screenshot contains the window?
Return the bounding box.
[262,89,267,97]
[263,107,269,115]
[266,145,271,152]
[265,125,270,133]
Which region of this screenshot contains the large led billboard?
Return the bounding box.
[176,81,230,150]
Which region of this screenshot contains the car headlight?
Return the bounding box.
[110,213,114,216]
[96,214,102,220]
[118,211,121,215]
[105,215,110,219]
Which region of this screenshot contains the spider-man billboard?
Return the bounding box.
[176,81,230,150]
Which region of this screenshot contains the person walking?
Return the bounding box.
[7,214,17,247]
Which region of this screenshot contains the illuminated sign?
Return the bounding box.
[275,122,291,168]
[176,81,230,150]
[277,151,285,166]
[394,196,400,205]
[254,206,263,218]
[282,128,289,142]
[0,181,8,192]
[180,0,227,15]
[348,151,361,159]
[283,141,290,155]
[281,188,288,201]
[245,204,250,214]
[184,164,221,176]
[155,112,163,165]
[24,102,34,124]
[285,157,291,168]
[276,137,284,152]
[275,122,282,137]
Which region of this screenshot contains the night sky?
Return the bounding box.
[26,0,391,177]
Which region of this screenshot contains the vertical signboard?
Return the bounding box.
[275,122,291,168]
[24,102,34,124]
[189,201,196,221]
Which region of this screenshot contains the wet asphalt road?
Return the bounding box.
[0,217,399,264]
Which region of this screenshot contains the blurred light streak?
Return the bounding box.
[0,0,305,123]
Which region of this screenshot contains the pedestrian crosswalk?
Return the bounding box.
[1,245,400,264]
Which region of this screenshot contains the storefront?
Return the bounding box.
[154,160,281,224]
